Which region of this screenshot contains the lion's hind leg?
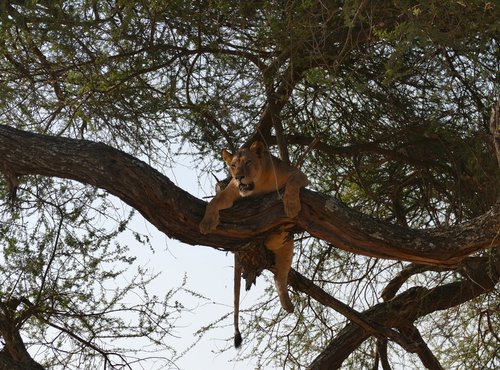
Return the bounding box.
[265,232,294,313]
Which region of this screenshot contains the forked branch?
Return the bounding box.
[308,254,500,369]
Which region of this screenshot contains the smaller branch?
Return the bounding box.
[269,134,448,171]
[398,325,444,370]
[0,165,20,204]
[457,254,500,287]
[489,99,500,169]
[376,339,391,370]
[335,0,368,65]
[381,264,452,301]
[289,270,420,354]
[40,317,125,369]
[484,308,500,343]
[272,112,290,163]
[184,53,236,152]
[36,213,64,306]
[0,46,33,81]
[17,18,66,102]
[441,49,485,112]
[245,65,304,147]
[294,135,322,168]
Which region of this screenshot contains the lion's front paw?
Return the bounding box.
[199,214,219,234]
[284,196,301,218]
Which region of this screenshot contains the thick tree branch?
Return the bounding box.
[0,125,499,266]
[0,353,44,370]
[307,253,500,369]
[0,299,44,370]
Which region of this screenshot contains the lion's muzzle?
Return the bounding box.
[238,181,254,194]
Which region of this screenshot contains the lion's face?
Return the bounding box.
[223,142,266,196]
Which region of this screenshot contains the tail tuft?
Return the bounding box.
[234,330,242,348]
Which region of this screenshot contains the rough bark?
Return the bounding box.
[0,300,45,370]
[490,99,500,168]
[0,354,44,370]
[307,254,500,370]
[0,124,499,266]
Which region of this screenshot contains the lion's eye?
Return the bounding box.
[246,161,252,166]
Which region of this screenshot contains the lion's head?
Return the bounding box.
[222,141,267,196]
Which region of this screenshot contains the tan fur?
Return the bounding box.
[199,141,309,347]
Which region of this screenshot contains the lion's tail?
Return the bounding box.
[234,253,243,348]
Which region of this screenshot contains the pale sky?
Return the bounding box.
[121,158,267,370]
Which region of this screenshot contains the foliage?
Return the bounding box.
[0,0,498,369]
[0,177,184,369]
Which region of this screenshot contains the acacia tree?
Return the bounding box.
[0,1,499,369]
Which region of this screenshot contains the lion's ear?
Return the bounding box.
[250,141,266,157]
[222,149,233,165]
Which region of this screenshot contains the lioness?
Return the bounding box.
[199,141,309,347]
